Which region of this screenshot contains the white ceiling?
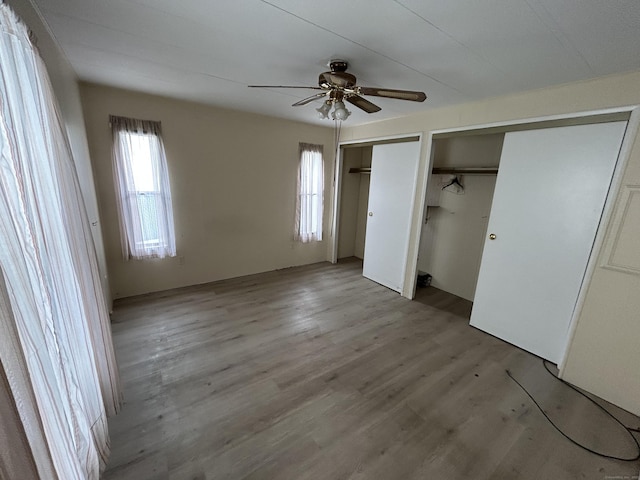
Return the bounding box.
[33,0,640,126]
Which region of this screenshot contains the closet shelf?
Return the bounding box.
[432,167,498,175]
[349,167,371,174]
[350,167,497,175]
[350,166,497,175]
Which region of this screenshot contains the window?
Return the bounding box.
[110,115,176,259]
[295,143,324,242]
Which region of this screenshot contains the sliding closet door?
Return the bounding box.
[363,141,420,293]
[470,122,627,363]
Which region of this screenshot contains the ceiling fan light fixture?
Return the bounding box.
[332,100,350,121]
[316,100,332,119]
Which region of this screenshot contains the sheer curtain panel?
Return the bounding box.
[111,115,176,259]
[295,143,324,243]
[0,3,121,479]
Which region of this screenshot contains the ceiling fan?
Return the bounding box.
[249,60,426,121]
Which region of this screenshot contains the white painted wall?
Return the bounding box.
[418,135,503,301]
[81,84,334,299]
[432,134,504,169]
[341,71,640,416]
[8,0,111,306]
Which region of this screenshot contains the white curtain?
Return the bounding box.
[111,115,176,260]
[295,143,324,243]
[0,3,121,479]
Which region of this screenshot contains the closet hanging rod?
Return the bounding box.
[349,166,497,175]
[432,167,498,175]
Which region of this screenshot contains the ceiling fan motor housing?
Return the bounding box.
[319,71,356,90]
[319,59,356,90]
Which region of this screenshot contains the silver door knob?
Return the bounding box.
[489,233,496,240]
[369,212,373,216]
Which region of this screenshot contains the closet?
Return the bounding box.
[418,117,629,363]
[337,145,372,261]
[417,133,504,301]
[337,138,421,293]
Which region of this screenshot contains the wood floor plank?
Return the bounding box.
[103,259,640,479]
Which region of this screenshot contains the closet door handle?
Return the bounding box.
[369,212,373,216]
[489,233,496,240]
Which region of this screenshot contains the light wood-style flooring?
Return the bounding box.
[104,258,640,479]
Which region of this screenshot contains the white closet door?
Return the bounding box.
[363,141,420,293]
[470,122,627,363]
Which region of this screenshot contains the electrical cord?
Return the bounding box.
[505,360,640,462]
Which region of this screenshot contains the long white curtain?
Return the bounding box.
[295,143,324,243]
[0,4,121,479]
[111,115,176,259]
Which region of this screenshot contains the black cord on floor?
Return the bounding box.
[505,360,640,462]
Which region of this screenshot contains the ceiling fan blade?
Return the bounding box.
[346,95,381,113]
[357,87,426,102]
[292,92,327,107]
[248,85,324,90]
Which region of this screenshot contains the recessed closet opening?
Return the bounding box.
[413,109,634,365]
[336,145,372,263]
[414,111,631,318]
[416,132,504,308]
[332,135,422,292]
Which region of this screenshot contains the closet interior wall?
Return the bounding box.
[338,146,372,260]
[418,134,504,302]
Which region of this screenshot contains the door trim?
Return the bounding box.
[414,105,639,372]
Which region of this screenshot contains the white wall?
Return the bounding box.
[341,70,640,416]
[418,134,503,300]
[432,134,504,168]
[81,84,334,299]
[8,0,111,306]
